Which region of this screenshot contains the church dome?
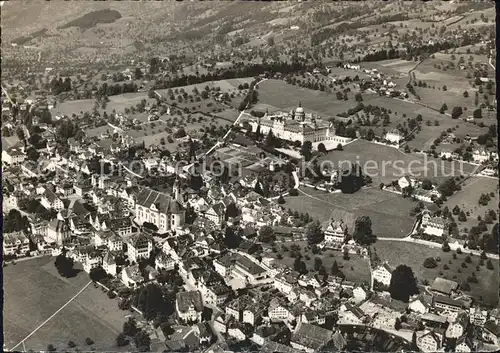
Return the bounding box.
[295,102,304,114]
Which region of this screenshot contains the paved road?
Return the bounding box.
[488,57,495,70]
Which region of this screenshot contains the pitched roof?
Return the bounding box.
[291,322,332,350]
[176,291,203,313]
[431,277,458,295]
[136,187,183,214]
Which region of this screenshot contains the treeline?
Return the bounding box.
[361,40,459,62]
[50,77,72,95]
[153,60,310,90]
[96,82,138,97]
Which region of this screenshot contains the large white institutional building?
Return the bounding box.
[248,103,352,145]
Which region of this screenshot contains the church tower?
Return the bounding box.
[173,178,183,205]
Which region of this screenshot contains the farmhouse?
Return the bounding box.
[2,147,26,165]
[418,330,441,353]
[249,103,352,145]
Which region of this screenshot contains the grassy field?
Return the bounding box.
[318,139,476,185]
[445,176,499,232]
[3,257,128,352]
[54,99,96,117]
[250,79,362,117]
[284,186,416,239]
[266,241,371,284]
[372,241,499,308]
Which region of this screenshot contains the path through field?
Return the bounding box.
[10,280,93,351]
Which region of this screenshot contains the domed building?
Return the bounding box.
[249,102,353,147]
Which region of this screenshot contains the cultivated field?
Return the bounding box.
[3,257,128,352]
[284,186,416,239]
[372,241,499,308]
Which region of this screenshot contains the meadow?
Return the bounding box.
[3,257,128,352]
[372,241,499,307]
[284,186,416,239]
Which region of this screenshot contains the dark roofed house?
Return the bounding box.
[291,322,333,353]
[176,291,203,323]
[433,295,468,313]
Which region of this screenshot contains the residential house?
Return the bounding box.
[155,251,176,271]
[418,330,441,353]
[372,262,393,287]
[252,325,279,346]
[2,147,26,165]
[455,336,475,352]
[231,254,271,286]
[421,211,446,237]
[352,286,367,303]
[323,219,348,247]
[268,298,293,323]
[3,231,30,256]
[102,252,118,276]
[290,322,333,353]
[339,303,366,325]
[205,202,226,226]
[121,264,144,288]
[83,253,102,273]
[213,314,228,334]
[408,294,432,314]
[483,321,500,345]
[385,129,402,144]
[298,274,321,288]
[469,306,488,327]
[398,175,416,190]
[127,233,153,263]
[176,291,204,323]
[40,189,64,210]
[445,313,468,339]
[273,271,299,295]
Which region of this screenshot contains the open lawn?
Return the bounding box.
[106,92,155,113]
[251,79,361,117]
[372,241,499,308]
[156,78,255,98]
[3,257,128,352]
[284,186,416,239]
[266,242,371,285]
[445,176,499,232]
[54,99,96,117]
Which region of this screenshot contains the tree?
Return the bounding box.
[451,106,463,119]
[441,103,448,111]
[314,257,323,272]
[442,242,451,252]
[89,267,107,282]
[258,225,276,243]
[389,265,419,302]
[134,68,143,80]
[293,256,307,274]
[421,179,433,190]
[123,317,138,337]
[265,129,276,148]
[458,211,467,222]
[267,36,275,46]
[353,216,376,245]
[463,91,469,98]
[423,257,438,268]
[411,331,418,351]
[337,143,343,151]
[355,92,363,102]
[300,140,313,161]
[473,108,482,119]
[85,337,94,345]
[306,220,324,245]
[54,252,78,278]
[394,317,402,330]
[452,205,460,215]
[317,143,327,153]
[134,329,151,352]
[277,195,285,204]
[116,333,129,347]
[47,344,56,352]
[486,259,494,270]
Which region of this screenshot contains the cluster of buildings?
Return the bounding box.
[247,103,353,149]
